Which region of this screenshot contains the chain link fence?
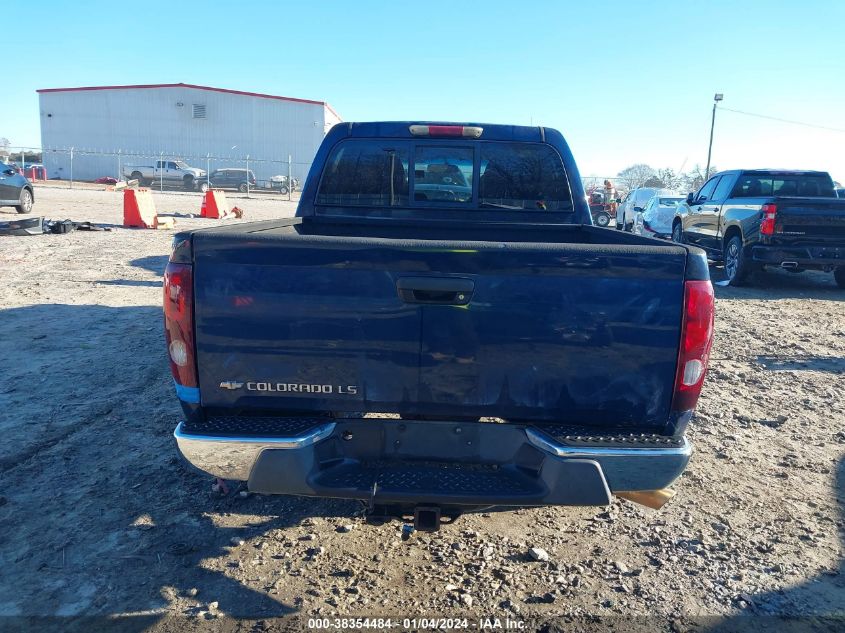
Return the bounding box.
[2,145,314,200]
[582,172,709,198]
[1,147,691,203]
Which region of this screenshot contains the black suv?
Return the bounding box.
[207,168,256,193]
[0,165,35,213]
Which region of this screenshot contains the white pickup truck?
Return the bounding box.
[123,160,207,190]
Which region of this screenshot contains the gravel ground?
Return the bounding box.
[1,185,843,632]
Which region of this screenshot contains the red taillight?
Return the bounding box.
[163,262,197,388]
[760,203,777,236]
[672,280,715,412]
[409,124,483,138]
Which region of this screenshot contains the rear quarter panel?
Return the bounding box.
[720,197,766,246]
[295,122,592,225]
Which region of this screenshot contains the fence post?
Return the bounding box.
[21,150,25,173]
[70,147,74,189]
[246,154,250,198]
[159,151,164,192]
[206,153,210,190]
[118,149,122,181]
[288,155,292,201]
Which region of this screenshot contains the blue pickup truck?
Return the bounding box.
[166,122,715,530]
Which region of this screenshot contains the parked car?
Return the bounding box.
[672,169,845,287]
[122,160,206,190]
[617,187,679,231]
[633,195,685,238]
[206,168,256,193]
[167,121,715,531]
[269,175,299,194]
[0,164,35,213]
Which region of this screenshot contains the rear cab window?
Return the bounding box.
[315,139,573,213]
[480,143,571,210]
[316,141,410,207]
[414,146,473,203]
[731,173,836,198]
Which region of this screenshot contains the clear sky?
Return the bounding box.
[4,0,844,182]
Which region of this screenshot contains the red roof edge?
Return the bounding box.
[324,102,341,121]
[37,83,340,117]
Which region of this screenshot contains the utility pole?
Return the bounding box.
[705,93,723,180]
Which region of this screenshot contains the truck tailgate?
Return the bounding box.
[772,197,845,244]
[192,227,687,428]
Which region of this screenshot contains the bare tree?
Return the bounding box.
[677,164,715,193]
[617,164,657,190]
[657,168,678,189]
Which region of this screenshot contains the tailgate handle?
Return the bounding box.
[396,277,474,305]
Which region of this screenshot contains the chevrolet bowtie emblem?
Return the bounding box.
[219,381,244,390]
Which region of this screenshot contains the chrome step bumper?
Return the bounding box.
[174,421,336,480]
[174,418,692,505]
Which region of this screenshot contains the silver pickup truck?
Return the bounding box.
[123,160,206,190]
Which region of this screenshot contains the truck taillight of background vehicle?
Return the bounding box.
[163,261,198,401]
[671,280,715,412]
[760,203,778,236]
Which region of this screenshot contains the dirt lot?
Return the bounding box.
[1,185,844,631]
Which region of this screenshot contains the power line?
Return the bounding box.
[719,106,845,134]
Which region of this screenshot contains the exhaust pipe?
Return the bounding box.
[615,489,676,510]
[781,261,798,269]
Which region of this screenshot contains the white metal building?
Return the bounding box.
[37,83,342,183]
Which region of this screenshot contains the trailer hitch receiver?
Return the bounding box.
[413,506,442,532]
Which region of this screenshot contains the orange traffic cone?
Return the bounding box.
[123,189,158,228]
[202,190,231,219]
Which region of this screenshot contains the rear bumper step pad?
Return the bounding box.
[752,245,845,266]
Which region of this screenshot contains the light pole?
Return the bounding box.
[705,93,723,181]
